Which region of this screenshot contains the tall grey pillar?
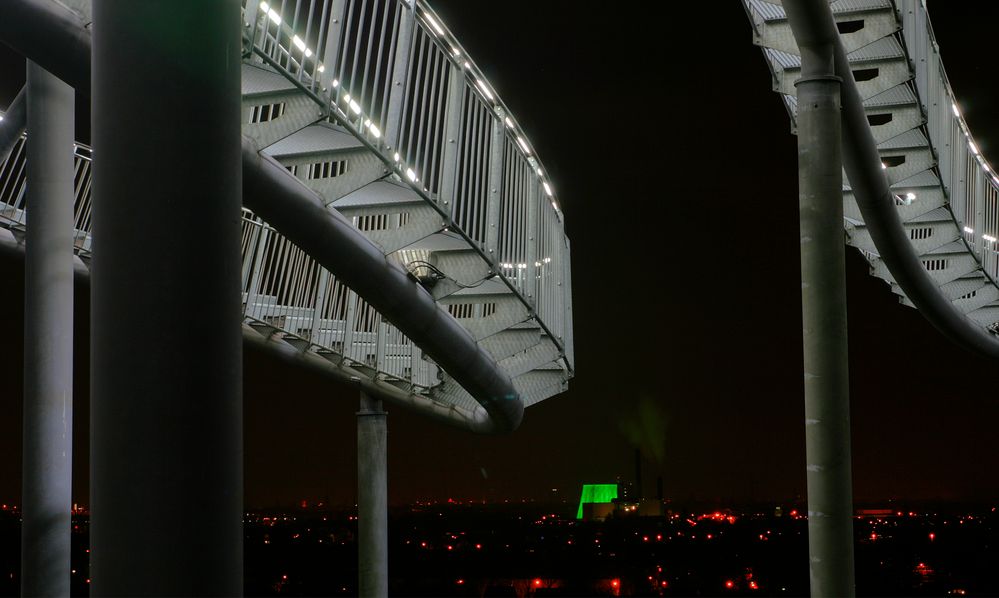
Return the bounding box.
[91,1,243,595]
[357,392,387,598]
[22,61,75,598]
[794,35,856,598]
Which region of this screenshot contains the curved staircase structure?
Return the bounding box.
[0,0,574,433]
[745,0,999,357]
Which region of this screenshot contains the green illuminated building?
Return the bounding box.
[576,484,618,519]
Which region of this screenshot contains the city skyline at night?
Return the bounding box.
[0,0,998,510]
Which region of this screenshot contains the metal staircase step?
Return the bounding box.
[479,322,543,362]
[752,0,898,56]
[333,182,444,255]
[498,336,561,380]
[513,368,569,408]
[438,284,532,342]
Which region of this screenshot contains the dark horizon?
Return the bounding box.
[2,1,999,509]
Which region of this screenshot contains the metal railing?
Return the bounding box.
[0,136,445,395]
[0,0,573,411]
[0,135,93,253]
[240,0,574,373]
[907,2,999,284]
[239,213,440,390]
[745,0,999,331]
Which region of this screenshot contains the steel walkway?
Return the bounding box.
[0,0,574,432]
[745,0,999,355]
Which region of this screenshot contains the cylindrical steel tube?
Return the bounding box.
[357,392,388,598]
[22,60,75,598]
[90,1,243,594]
[795,45,856,597]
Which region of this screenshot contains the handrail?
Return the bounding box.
[777,0,999,359]
[0,0,528,432]
[241,0,574,373]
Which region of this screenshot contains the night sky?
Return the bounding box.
[1,1,998,509]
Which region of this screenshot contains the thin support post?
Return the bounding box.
[483,108,505,259]
[357,391,387,598]
[796,43,856,597]
[91,1,243,594]
[438,63,466,212]
[22,60,75,598]
[383,2,415,152]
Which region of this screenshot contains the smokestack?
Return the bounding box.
[634,448,643,500]
[657,476,664,501]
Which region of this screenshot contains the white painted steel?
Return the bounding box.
[746,0,999,337]
[0,0,574,429]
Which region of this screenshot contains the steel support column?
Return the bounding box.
[357,391,387,598]
[21,61,74,598]
[793,26,856,598]
[90,1,243,595]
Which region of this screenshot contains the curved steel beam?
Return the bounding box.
[0,0,90,95]
[0,85,27,164]
[0,230,502,432]
[0,0,523,432]
[785,0,999,360]
[242,143,522,432]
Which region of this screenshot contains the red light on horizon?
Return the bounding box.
[749,580,759,590]
[725,580,735,589]
[611,579,620,588]
[456,579,465,585]
[533,578,543,587]
[929,532,936,540]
